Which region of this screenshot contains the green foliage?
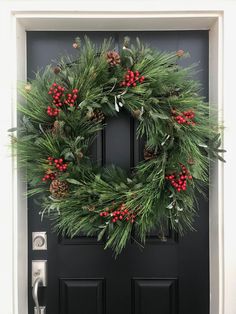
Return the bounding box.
[11,36,225,256]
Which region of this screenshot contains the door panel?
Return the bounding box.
[60,278,105,314]
[132,278,178,314]
[27,31,209,314]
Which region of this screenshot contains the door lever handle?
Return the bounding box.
[32,277,46,314]
[32,277,42,314]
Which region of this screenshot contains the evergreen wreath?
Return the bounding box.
[11,36,225,256]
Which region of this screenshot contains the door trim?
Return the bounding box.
[1,2,234,314]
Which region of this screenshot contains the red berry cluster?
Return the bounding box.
[47,106,60,117]
[47,83,79,117]
[42,171,56,182]
[47,156,68,171]
[48,83,65,107]
[120,70,145,87]
[42,157,68,182]
[99,203,136,223]
[171,109,196,126]
[64,89,79,107]
[165,164,193,192]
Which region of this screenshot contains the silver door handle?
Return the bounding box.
[32,277,46,314]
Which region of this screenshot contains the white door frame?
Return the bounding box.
[1,1,235,314]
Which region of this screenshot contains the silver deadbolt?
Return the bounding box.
[32,232,47,250]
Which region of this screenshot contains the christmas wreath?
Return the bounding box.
[11,36,225,256]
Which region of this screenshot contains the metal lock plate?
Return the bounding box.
[32,260,47,287]
[32,232,47,250]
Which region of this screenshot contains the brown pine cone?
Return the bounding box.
[176,49,185,57]
[53,66,61,74]
[88,205,96,212]
[77,151,84,160]
[24,84,32,92]
[49,179,69,199]
[89,110,105,123]
[132,109,142,119]
[187,158,195,165]
[144,146,157,161]
[51,120,65,137]
[106,51,121,66]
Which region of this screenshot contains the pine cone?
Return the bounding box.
[53,66,61,74]
[106,51,121,66]
[89,110,105,123]
[88,205,96,212]
[144,146,157,161]
[51,120,65,137]
[49,179,69,199]
[132,109,142,119]
[77,151,84,160]
[24,84,32,92]
[187,158,195,165]
[176,49,185,57]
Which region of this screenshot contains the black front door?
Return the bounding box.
[28,31,209,314]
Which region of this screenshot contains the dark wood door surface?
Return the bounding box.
[27,31,209,314]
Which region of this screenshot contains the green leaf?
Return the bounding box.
[8,127,17,132]
[133,183,143,189]
[67,107,75,112]
[64,152,75,161]
[79,100,88,108]
[97,227,107,241]
[66,178,82,185]
[127,178,133,184]
[217,155,226,163]
[150,111,169,120]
